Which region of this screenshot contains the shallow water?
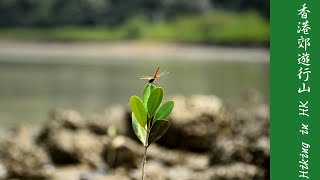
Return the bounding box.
[0,52,269,128]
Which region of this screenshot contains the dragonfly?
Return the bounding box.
[139,67,170,83]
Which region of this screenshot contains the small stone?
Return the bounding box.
[0,127,51,179]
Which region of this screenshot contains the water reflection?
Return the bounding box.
[0,58,269,127]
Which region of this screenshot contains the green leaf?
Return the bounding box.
[142,84,156,106]
[153,101,174,124]
[130,96,147,129]
[148,120,170,146]
[147,87,163,116]
[132,113,147,146]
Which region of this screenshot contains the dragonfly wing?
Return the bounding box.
[139,76,153,80]
[158,71,170,77]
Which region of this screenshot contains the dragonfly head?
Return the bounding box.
[149,78,155,83]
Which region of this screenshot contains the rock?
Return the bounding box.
[130,161,265,180]
[130,161,168,180]
[87,105,127,136]
[209,102,270,166]
[102,135,209,171]
[154,95,236,152]
[126,94,269,155]
[204,163,265,180]
[102,136,143,168]
[36,109,84,153]
[235,104,270,139]
[81,167,131,180]
[87,114,109,136]
[240,89,265,107]
[0,160,7,179]
[147,145,208,170]
[51,164,130,180]
[210,136,253,164]
[51,165,89,180]
[209,100,270,179]
[73,130,107,167]
[48,109,84,130]
[41,128,80,164]
[37,109,107,166]
[253,137,270,166]
[131,93,269,179]
[191,163,264,180]
[38,128,107,166]
[0,128,51,179]
[0,93,269,180]
[97,174,131,180]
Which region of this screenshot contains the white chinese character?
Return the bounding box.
[298,52,310,66]
[297,20,311,35]
[297,67,311,81]
[298,83,310,93]
[298,36,310,51]
[298,4,310,19]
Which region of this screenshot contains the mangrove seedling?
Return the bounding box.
[130,84,174,180]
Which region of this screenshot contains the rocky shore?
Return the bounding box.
[0,94,269,180]
[0,41,269,63]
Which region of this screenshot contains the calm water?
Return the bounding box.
[0,56,269,128]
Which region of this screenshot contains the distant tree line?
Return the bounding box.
[0,0,269,27]
[211,0,269,19]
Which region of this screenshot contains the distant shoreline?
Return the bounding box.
[0,40,269,64]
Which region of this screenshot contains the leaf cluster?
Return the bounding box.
[130,84,174,147]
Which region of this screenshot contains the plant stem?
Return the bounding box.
[142,128,150,180]
[141,145,148,180]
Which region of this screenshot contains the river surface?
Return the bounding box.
[0,41,269,129]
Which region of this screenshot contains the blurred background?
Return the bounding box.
[0,0,270,179]
[0,0,269,130]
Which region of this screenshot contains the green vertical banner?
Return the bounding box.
[308,0,320,179]
[271,0,320,179]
